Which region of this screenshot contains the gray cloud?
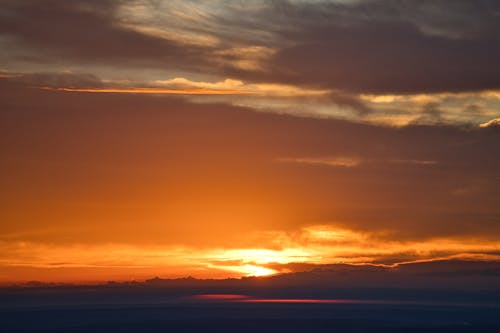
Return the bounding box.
[2,1,500,95]
[0,0,212,70]
[214,1,500,93]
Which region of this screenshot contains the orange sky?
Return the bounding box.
[1,83,499,283]
[0,1,499,284]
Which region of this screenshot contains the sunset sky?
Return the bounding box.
[1,0,499,284]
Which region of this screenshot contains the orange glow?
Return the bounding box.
[1,0,499,289]
[1,225,500,283]
[211,264,278,277]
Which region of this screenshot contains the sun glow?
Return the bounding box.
[2,225,500,283]
[205,248,314,277]
[223,264,278,277]
[212,248,313,265]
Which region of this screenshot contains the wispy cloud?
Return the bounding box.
[277,157,362,168]
[277,157,438,168]
[31,75,330,97]
[39,86,254,95]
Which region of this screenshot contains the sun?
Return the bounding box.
[237,264,277,277]
[206,248,312,277]
[214,263,277,277]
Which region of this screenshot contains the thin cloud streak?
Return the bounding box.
[277,157,438,168]
[37,76,331,97]
[39,86,255,95]
[277,157,362,168]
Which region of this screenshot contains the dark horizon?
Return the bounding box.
[3,259,500,332]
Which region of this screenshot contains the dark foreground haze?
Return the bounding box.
[2,262,500,332]
[2,302,499,333]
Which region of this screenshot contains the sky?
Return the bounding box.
[0,0,499,284]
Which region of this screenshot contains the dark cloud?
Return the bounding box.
[2,1,499,95]
[0,0,211,70]
[266,20,500,93]
[208,1,498,93]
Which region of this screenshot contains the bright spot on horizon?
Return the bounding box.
[238,264,277,277]
[213,264,277,277]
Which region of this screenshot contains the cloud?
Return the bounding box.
[214,46,277,71]
[40,86,254,96]
[1,1,499,126]
[154,77,330,97]
[3,1,500,96]
[8,70,497,127]
[278,157,362,168]
[268,21,500,94]
[479,118,500,128]
[0,0,212,70]
[409,103,446,125]
[278,156,438,168]
[6,71,331,97]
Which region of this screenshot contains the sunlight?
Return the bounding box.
[229,264,277,277]
[213,248,313,265]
